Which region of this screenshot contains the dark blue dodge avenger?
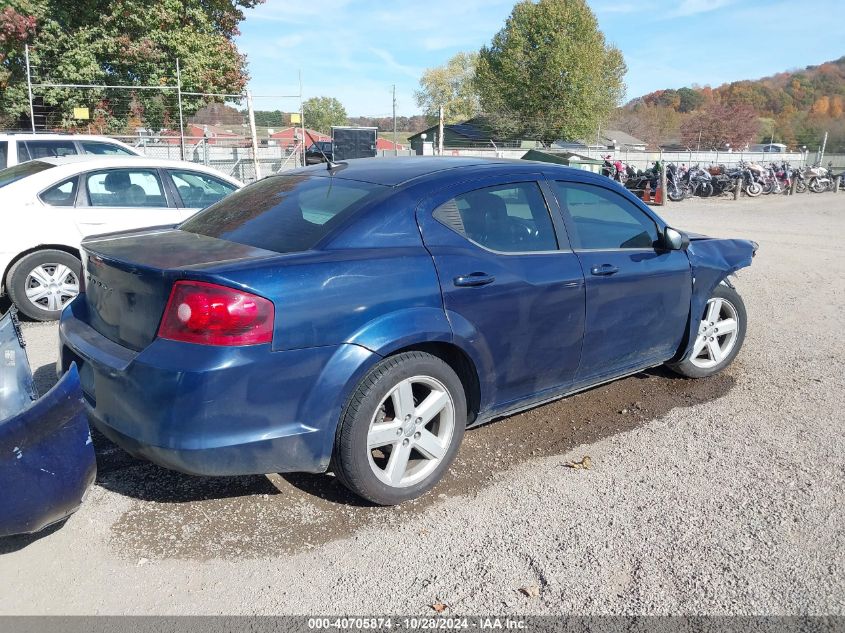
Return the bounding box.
[58,158,756,504]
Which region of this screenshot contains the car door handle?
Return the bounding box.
[454,272,495,287]
[590,264,619,276]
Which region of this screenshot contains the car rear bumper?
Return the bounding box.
[58,299,379,476]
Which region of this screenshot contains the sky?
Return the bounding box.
[236,0,844,117]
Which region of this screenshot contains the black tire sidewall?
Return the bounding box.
[333,352,467,505]
[7,250,81,321]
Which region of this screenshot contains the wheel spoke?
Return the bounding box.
[414,389,448,426]
[53,264,71,281]
[25,286,50,301]
[385,440,412,485]
[46,293,62,312]
[29,266,52,286]
[716,318,737,335]
[691,335,707,359]
[390,379,415,420]
[707,339,724,363]
[414,429,447,460]
[368,421,402,449]
[705,299,722,323]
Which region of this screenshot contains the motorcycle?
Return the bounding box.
[804,161,832,193]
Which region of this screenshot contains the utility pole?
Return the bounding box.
[25,44,36,132]
[299,70,306,167]
[696,130,702,152]
[246,90,261,180]
[176,58,186,161]
[392,84,398,156]
[438,105,444,156]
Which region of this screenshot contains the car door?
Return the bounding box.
[75,167,182,236]
[417,176,585,411]
[165,169,238,220]
[548,179,692,383]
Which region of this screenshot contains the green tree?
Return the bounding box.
[415,52,481,124]
[0,0,262,131]
[302,96,347,134]
[475,0,626,144]
[677,87,705,113]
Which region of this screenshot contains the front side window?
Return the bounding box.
[433,182,558,253]
[552,181,659,250]
[23,140,77,159]
[86,169,167,207]
[0,141,7,169]
[168,170,237,208]
[40,178,78,206]
[180,174,387,254]
[79,141,135,156]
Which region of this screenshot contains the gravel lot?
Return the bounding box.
[1,193,843,615]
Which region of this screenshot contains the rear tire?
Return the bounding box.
[6,249,81,321]
[668,284,747,379]
[332,351,466,505]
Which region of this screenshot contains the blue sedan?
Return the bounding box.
[58,158,756,505]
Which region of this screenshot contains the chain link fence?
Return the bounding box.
[5,46,308,183]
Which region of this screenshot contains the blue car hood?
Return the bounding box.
[0,309,96,537]
[679,235,758,360]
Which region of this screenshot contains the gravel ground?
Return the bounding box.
[0,193,843,615]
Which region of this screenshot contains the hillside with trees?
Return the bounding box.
[613,57,845,151]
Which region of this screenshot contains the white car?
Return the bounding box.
[0,156,242,320]
[0,133,140,168]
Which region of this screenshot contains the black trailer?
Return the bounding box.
[332,126,377,161]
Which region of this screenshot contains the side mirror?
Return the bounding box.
[663,227,689,251]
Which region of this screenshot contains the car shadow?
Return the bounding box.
[0,520,67,555]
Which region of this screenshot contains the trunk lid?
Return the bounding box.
[81,228,278,351]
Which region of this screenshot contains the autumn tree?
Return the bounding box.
[0,0,262,131]
[680,103,760,150]
[415,52,480,124]
[475,0,626,145]
[302,96,347,134]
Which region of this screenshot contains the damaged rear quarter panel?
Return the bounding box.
[677,237,757,362]
[0,311,96,537]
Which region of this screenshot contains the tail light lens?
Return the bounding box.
[158,281,274,346]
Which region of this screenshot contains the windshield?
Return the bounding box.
[0,161,54,188]
[179,175,388,254]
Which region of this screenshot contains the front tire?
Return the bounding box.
[332,352,467,505]
[745,181,763,197]
[668,284,747,379]
[6,249,81,321]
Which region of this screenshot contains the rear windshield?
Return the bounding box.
[179,174,388,253]
[0,161,54,188]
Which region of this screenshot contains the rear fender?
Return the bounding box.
[675,238,757,362]
[0,309,95,537]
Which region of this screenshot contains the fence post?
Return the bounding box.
[790,175,797,196]
[834,175,841,194]
[733,178,742,200]
[246,90,261,181]
[438,106,444,156]
[659,163,667,206]
[175,58,186,161]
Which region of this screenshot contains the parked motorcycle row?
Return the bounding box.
[601,155,845,202]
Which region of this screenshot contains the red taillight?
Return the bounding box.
[157,281,274,346]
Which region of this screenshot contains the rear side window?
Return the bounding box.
[79,141,135,155]
[23,140,77,159]
[180,175,387,254]
[0,161,54,188]
[433,182,558,253]
[0,141,7,169]
[552,181,658,250]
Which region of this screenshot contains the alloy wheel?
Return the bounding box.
[366,375,455,488]
[24,263,79,312]
[689,297,740,369]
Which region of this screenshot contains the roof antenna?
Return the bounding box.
[307,131,342,170]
